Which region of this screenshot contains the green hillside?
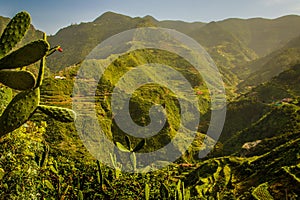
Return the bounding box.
[47,12,145,71]
[159,20,206,35]
[0,11,300,199]
[232,17,300,91]
[44,12,254,94]
[212,64,300,157]
[45,12,300,94]
[188,21,257,91]
[246,64,300,102]
[236,47,300,91]
[218,15,300,56]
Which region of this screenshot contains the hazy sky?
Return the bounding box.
[1,0,300,35]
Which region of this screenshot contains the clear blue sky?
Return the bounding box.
[0,0,300,35]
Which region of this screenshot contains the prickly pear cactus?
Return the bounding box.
[0,11,76,138]
[38,105,76,123]
[0,88,40,137]
[0,11,31,58]
[0,86,12,114]
[0,70,36,90]
[0,40,49,70]
[0,11,48,90]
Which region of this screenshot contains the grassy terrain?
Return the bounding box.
[0,12,300,199]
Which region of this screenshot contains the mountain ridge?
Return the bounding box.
[42,11,300,71]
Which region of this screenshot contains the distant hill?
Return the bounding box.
[42,12,300,93]
[218,15,300,56]
[236,33,300,91]
[217,64,300,155]
[2,11,300,95]
[247,63,300,102]
[45,13,300,65]
[158,20,206,35]
[0,16,9,32]
[46,12,141,71]
[188,21,257,89]
[2,12,300,84]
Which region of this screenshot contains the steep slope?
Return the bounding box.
[46,12,256,93]
[218,15,300,56]
[181,136,300,199]
[245,64,300,102]
[179,65,300,198]
[195,22,257,87]
[45,12,300,94]
[236,34,300,91]
[219,64,300,155]
[81,48,211,154]
[47,12,147,71]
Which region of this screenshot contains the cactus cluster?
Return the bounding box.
[0,11,76,137]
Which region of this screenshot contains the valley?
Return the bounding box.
[0,11,299,199]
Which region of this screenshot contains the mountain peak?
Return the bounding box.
[142,15,158,22]
[93,11,131,23]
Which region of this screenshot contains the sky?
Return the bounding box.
[0,0,300,35]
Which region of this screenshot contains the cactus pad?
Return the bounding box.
[0,11,31,57]
[0,40,49,70]
[0,86,12,114]
[0,70,36,90]
[0,12,76,137]
[0,88,40,137]
[38,105,76,122]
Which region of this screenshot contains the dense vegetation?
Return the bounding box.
[0,11,299,199]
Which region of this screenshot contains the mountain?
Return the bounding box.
[44,12,300,93]
[0,16,9,31]
[246,63,300,103]
[235,34,300,91]
[218,15,300,56]
[187,21,257,90]
[158,20,206,35]
[46,12,142,71]
[33,41,300,198]
[3,11,300,86]
[217,64,300,155]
